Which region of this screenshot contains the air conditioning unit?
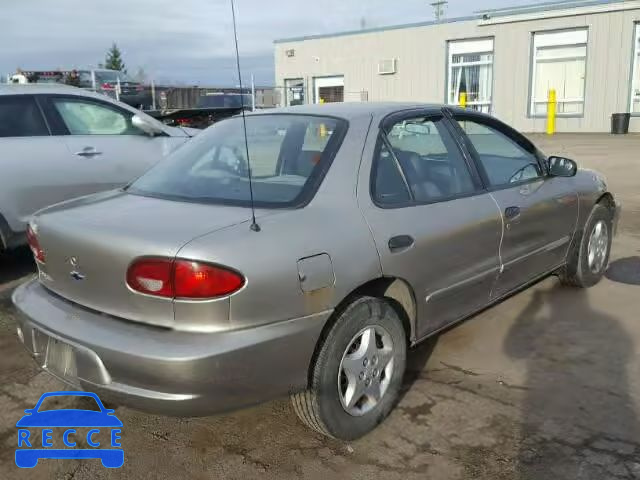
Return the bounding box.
[377,58,397,75]
[285,49,295,58]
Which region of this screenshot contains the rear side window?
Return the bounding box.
[373,141,412,206]
[0,96,48,137]
[129,114,347,208]
[373,117,476,206]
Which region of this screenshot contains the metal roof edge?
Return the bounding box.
[477,0,623,15]
[273,15,480,44]
[273,0,630,45]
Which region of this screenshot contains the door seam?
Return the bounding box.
[488,192,505,300]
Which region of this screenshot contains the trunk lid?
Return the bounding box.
[34,191,255,328]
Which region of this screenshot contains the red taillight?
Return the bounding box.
[126,258,244,299]
[174,261,245,298]
[26,225,45,264]
[101,82,114,90]
[126,258,174,297]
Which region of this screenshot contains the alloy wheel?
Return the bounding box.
[338,325,394,417]
[587,220,609,274]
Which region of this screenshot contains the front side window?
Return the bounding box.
[458,118,542,187]
[373,117,476,205]
[531,29,588,116]
[631,24,640,113]
[52,98,144,135]
[448,38,494,113]
[0,96,48,137]
[129,114,346,207]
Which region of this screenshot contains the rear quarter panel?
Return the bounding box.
[176,114,382,330]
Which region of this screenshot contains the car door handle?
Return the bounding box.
[388,235,414,253]
[504,206,521,220]
[75,147,102,158]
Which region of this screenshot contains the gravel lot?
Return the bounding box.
[1,133,639,479]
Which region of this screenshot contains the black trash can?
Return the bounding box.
[611,113,630,134]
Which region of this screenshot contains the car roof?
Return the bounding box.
[0,84,147,108]
[252,102,447,121]
[0,83,89,96]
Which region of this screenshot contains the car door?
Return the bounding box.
[40,94,188,193]
[359,110,503,339]
[451,112,578,299]
[0,94,76,233]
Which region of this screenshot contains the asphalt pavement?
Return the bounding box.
[1,133,639,479]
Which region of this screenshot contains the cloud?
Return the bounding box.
[1,0,534,85]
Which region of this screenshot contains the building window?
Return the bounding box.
[530,28,588,117]
[284,78,305,106]
[447,38,494,113]
[314,76,344,104]
[631,24,640,113]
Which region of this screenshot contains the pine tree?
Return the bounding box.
[104,43,126,72]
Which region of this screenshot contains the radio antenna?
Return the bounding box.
[230,0,260,232]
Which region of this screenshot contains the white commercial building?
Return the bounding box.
[274,0,640,132]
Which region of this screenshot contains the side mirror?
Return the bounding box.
[548,156,577,177]
[132,115,164,137]
[23,409,34,415]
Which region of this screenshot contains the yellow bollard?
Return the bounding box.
[459,92,467,108]
[546,89,557,136]
[319,98,325,104]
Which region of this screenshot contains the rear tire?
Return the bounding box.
[291,296,407,440]
[560,203,612,288]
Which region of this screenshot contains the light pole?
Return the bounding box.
[430,1,448,22]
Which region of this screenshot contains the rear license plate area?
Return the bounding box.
[44,337,78,383]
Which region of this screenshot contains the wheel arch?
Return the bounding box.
[305,276,417,387]
[336,277,417,344]
[596,192,616,215]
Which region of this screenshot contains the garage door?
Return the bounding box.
[314,76,344,104]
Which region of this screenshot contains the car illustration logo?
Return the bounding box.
[15,391,123,468]
[68,257,86,281]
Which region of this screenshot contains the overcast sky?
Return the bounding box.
[2,0,535,86]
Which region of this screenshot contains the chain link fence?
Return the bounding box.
[5,70,369,112]
[272,85,369,107]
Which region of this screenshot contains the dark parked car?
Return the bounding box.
[13,103,620,440]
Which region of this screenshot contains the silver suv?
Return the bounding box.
[0,84,194,250]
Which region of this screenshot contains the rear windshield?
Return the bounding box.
[128,114,347,208]
[96,71,134,83]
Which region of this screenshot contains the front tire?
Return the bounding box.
[560,203,612,288]
[292,296,407,440]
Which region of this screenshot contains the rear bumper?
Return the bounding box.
[12,280,330,416]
